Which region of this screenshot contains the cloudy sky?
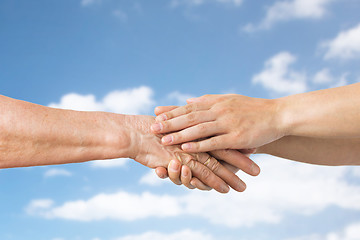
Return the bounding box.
[1,0,360,240]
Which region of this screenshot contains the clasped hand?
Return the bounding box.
[149,94,276,192]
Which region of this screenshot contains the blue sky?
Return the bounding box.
[1,0,360,240]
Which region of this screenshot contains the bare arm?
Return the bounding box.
[152,83,360,152]
[0,95,131,168]
[257,136,360,166]
[279,82,360,138]
[0,95,252,193]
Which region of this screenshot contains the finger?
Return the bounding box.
[154,106,178,116]
[181,135,229,153]
[155,102,210,122]
[175,152,229,194]
[196,153,246,192]
[210,149,260,176]
[190,178,212,191]
[155,167,169,179]
[151,111,215,134]
[168,159,182,185]
[161,122,220,145]
[220,160,239,174]
[180,165,195,189]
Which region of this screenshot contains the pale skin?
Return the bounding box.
[152,83,360,183]
[0,95,261,193]
[152,83,360,155]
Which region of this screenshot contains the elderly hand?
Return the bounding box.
[151,94,285,152]
[126,115,250,193]
[152,106,260,191]
[155,149,257,191]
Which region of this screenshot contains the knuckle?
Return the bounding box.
[184,104,194,114]
[164,112,172,120]
[197,124,207,134]
[210,137,218,147]
[200,167,211,180]
[186,159,197,170]
[186,112,197,124]
[210,160,221,173]
[213,106,224,115]
[173,133,182,142]
[162,121,170,130]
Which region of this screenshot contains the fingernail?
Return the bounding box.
[155,114,167,122]
[170,160,180,171]
[239,181,246,191]
[182,143,191,151]
[222,185,230,193]
[162,135,173,144]
[251,162,261,175]
[151,123,163,132]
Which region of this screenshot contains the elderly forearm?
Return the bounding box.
[257,136,360,166]
[0,95,132,168]
[278,83,360,138]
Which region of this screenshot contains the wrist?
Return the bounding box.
[273,97,293,138]
[95,112,133,160]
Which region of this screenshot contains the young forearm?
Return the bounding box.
[257,136,360,166]
[0,95,132,168]
[278,83,360,138]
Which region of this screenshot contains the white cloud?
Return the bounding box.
[322,23,360,60]
[26,155,360,227]
[26,191,181,221]
[90,158,130,168]
[170,0,242,8]
[329,73,348,88]
[49,86,155,115]
[313,68,333,84]
[81,0,101,7]
[114,229,214,240]
[312,69,348,88]
[244,0,334,32]
[167,91,194,105]
[216,0,242,6]
[252,52,307,95]
[139,169,167,186]
[113,9,128,22]
[44,168,72,178]
[350,167,360,178]
[285,221,360,240]
[26,199,54,215]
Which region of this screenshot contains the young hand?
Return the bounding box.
[151,94,284,152]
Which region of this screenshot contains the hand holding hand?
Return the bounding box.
[126,115,250,193]
[155,148,257,191]
[151,94,285,152]
[152,105,260,191]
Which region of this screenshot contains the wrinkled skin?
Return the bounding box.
[126,115,247,193]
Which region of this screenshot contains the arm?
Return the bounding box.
[0,95,131,168]
[151,83,360,152]
[278,82,360,138]
[257,136,360,166]
[0,95,247,193]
